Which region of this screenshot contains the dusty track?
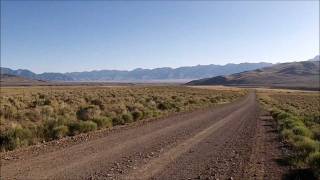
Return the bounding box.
[1,93,287,179]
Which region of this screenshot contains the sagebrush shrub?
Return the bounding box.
[122,113,133,123]
[157,102,171,110]
[132,110,143,121]
[92,117,112,129]
[308,152,320,176]
[0,86,245,151]
[112,117,125,126]
[259,91,320,176]
[52,125,69,139]
[292,136,319,153]
[0,125,33,151]
[68,121,97,135]
[79,121,97,133]
[77,105,101,120]
[292,125,313,137]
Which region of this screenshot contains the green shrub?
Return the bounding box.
[175,106,182,112]
[91,99,103,107]
[0,126,33,151]
[68,122,82,135]
[92,117,112,129]
[122,113,133,123]
[142,110,153,119]
[308,151,320,167]
[0,104,16,119]
[79,121,97,133]
[52,125,69,139]
[210,98,218,103]
[281,129,294,139]
[67,121,97,135]
[271,109,281,119]
[43,119,60,140]
[42,118,70,139]
[293,136,319,154]
[1,86,245,151]
[277,112,291,120]
[307,152,320,176]
[112,117,125,126]
[292,125,312,137]
[40,106,54,116]
[311,126,320,141]
[157,102,171,110]
[279,117,298,127]
[260,92,320,177]
[152,110,161,118]
[76,105,100,120]
[25,109,42,122]
[132,110,143,121]
[188,99,197,104]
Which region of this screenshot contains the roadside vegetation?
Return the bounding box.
[0,86,246,151]
[258,90,320,177]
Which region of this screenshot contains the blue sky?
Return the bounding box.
[1,1,319,73]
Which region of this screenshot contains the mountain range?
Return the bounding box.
[0,62,272,82]
[187,55,320,90]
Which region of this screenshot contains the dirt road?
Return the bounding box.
[1,93,287,179]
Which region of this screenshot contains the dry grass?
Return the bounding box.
[0,86,246,151]
[258,90,320,176]
[254,87,319,94]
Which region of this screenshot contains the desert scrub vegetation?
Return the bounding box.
[0,86,246,151]
[258,90,320,176]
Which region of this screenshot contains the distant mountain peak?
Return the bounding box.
[309,55,319,61]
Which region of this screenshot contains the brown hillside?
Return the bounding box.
[187,60,320,90]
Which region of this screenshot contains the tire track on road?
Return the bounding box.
[123,96,254,180]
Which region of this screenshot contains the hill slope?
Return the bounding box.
[187,60,320,90]
[0,74,47,86]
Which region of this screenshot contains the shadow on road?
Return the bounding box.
[282,169,317,180]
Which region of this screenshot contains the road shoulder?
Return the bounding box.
[244,110,290,179]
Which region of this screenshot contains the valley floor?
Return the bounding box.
[1,93,289,179]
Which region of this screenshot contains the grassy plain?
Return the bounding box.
[0,86,246,151]
[258,90,320,176]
